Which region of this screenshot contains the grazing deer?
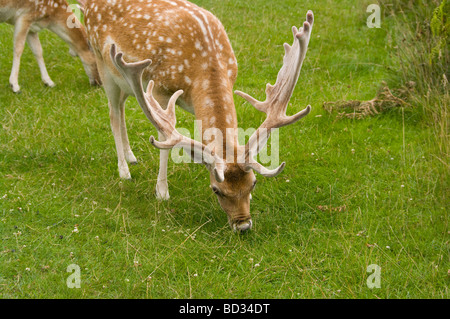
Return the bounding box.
[0,0,101,93]
[79,0,314,232]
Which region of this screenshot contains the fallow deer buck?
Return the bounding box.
[0,0,101,93]
[79,0,314,232]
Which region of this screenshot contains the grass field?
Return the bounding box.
[0,0,448,298]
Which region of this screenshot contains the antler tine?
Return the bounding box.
[236,11,314,175]
[110,44,225,182]
[235,11,313,120]
[110,44,158,128]
[243,161,286,177]
[146,81,220,167]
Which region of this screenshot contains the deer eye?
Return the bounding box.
[212,186,222,196]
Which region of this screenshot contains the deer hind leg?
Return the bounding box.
[9,17,32,93]
[26,32,55,88]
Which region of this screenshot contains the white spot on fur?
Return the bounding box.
[202,80,209,90]
[195,40,203,51]
[204,97,214,107]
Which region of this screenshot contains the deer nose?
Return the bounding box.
[232,219,253,232]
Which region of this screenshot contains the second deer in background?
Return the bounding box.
[0,0,101,93]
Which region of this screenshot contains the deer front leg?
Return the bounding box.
[9,17,31,93]
[151,91,171,200]
[110,103,131,180]
[26,32,55,88]
[119,98,138,165]
[156,131,171,201]
[103,78,132,180]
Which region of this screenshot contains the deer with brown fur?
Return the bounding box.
[0,0,101,93]
[79,0,314,232]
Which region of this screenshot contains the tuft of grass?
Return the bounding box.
[381,0,449,157]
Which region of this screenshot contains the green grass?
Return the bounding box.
[0,0,448,298]
[381,0,449,158]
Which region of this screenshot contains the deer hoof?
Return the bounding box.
[44,80,56,88]
[155,182,170,201]
[156,189,170,201]
[10,83,21,93]
[232,219,253,232]
[118,168,132,180]
[126,152,138,165]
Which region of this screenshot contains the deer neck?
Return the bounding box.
[189,79,238,162]
[48,18,87,55]
[47,15,98,84]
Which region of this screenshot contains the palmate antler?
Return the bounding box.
[235,11,314,177]
[109,44,225,183]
